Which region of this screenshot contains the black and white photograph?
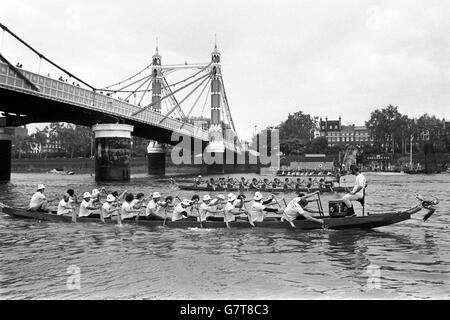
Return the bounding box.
[0,0,449,305]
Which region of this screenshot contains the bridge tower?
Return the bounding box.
[147,44,166,175]
[205,42,225,174]
[0,127,12,181]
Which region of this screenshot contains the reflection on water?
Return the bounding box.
[0,172,449,299]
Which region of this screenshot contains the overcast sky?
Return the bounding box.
[1,0,449,140]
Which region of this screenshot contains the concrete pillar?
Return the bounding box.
[147,141,165,175]
[92,124,134,182]
[0,128,12,181]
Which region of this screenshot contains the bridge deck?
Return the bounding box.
[0,62,209,141]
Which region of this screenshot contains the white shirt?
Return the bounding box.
[79,199,94,217]
[121,202,134,219]
[251,201,266,223]
[172,203,187,221]
[224,202,237,222]
[283,198,305,222]
[57,199,73,215]
[352,173,367,197]
[101,202,116,218]
[146,200,161,217]
[198,202,210,222]
[29,191,46,209]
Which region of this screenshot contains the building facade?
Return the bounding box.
[319,116,373,147]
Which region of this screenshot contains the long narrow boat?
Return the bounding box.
[0,200,437,231]
[176,185,350,193]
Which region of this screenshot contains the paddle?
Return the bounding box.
[240,197,255,227]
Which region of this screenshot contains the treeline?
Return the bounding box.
[12,123,149,158]
[253,105,449,156]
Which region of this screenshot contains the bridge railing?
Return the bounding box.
[0,62,210,141]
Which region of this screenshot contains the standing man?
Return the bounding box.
[342,164,367,215]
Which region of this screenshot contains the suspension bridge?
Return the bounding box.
[0,23,258,181]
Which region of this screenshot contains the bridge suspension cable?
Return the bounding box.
[131,71,210,117]
[0,22,97,91]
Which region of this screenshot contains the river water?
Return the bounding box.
[0,172,449,299]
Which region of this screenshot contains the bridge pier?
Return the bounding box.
[92,124,134,182]
[147,141,165,175]
[0,128,12,182]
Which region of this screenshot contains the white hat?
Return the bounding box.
[254,192,263,201]
[228,193,236,202]
[37,184,45,190]
[181,199,190,206]
[91,189,100,196]
[198,175,202,178]
[217,194,225,200]
[152,192,161,198]
[203,194,212,201]
[106,194,115,202]
[83,192,91,199]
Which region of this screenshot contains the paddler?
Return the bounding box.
[199,195,225,221]
[249,178,260,190]
[250,192,280,223]
[29,184,57,212]
[57,193,74,216]
[100,194,119,223]
[281,194,324,228]
[224,193,248,223]
[172,199,193,221]
[78,192,102,218]
[143,192,166,220]
[342,164,367,216]
[120,193,144,221]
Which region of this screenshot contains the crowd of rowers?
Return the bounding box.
[27,184,326,228]
[189,176,338,190]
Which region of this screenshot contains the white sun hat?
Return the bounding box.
[83,192,91,199]
[254,192,263,201]
[91,189,100,196]
[37,184,46,190]
[152,192,161,198]
[181,199,191,206]
[217,194,225,200]
[227,193,236,202]
[106,194,115,202]
[203,194,212,201]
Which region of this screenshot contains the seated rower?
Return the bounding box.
[261,178,271,190]
[91,189,102,205]
[250,192,280,223]
[130,193,146,210]
[120,193,144,222]
[100,194,119,223]
[249,178,260,190]
[342,165,366,216]
[57,193,74,216]
[142,192,166,220]
[29,184,57,212]
[210,194,226,210]
[226,178,235,189]
[306,178,314,189]
[200,195,225,221]
[206,178,216,189]
[273,178,282,188]
[238,177,248,191]
[194,175,203,186]
[78,192,102,218]
[224,193,248,223]
[282,195,324,228]
[172,199,192,221]
[283,178,293,191]
[67,189,78,205]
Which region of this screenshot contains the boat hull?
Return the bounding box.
[0,205,422,231]
[177,185,350,193]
